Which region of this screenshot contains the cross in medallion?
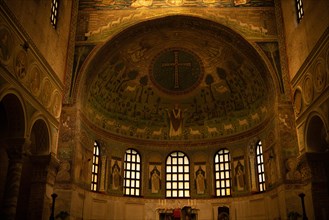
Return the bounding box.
[161,51,191,88]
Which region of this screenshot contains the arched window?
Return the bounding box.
[50,0,59,28]
[91,141,100,191]
[256,140,266,192]
[166,151,190,198]
[295,0,304,23]
[214,149,231,196]
[123,149,141,196]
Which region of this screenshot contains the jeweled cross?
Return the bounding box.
[161,51,191,88]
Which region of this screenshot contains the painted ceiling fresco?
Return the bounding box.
[81,16,273,141]
[79,0,274,10]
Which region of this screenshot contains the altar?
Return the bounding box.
[157,206,198,220]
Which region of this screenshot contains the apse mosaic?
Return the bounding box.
[82,16,272,141]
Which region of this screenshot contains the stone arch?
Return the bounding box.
[0,92,26,139]
[15,118,51,219]
[0,90,32,219]
[305,112,328,152]
[0,91,26,210]
[29,118,50,155]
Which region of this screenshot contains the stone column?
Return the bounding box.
[28,153,59,220]
[1,138,30,220]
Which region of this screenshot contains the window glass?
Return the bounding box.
[91,141,100,191]
[214,148,231,197]
[256,141,266,192]
[296,0,304,22]
[50,0,59,28]
[124,149,142,196]
[166,151,190,198]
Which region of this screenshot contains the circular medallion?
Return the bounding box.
[303,75,313,105]
[150,48,203,95]
[15,50,28,79]
[41,78,53,108]
[52,90,62,118]
[313,58,326,92]
[0,26,13,63]
[293,89,302,115]
[28,65,41,95]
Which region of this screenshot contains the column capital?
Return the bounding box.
[30,153,60,185]
[297,152,329,183]
[4,137,31,161]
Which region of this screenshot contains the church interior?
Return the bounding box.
[0,0,328,219]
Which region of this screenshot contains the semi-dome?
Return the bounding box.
[79,15,274,144]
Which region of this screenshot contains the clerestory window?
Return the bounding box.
[166,151,190,198]
[123,149,141,196]
[91,141,100,191]
[256,140,266,192]
[214,149,231,197]
[50,0,59,28]
[295,0,304,23]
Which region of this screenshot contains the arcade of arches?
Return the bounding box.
[0,0,329,219]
